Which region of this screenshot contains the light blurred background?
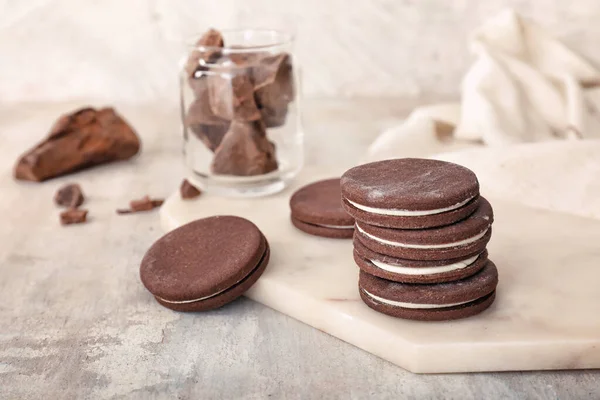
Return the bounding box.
[2,0,600,104]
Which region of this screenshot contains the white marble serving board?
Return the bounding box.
[160,169,600,374]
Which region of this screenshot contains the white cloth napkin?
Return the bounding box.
[435,140,600,221]
[366,9,600,162]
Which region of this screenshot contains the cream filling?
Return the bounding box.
[156,250,267,304]
[347,195,475,216]
[317,223,354,229]
[363,289,472,309]
[156,288,226,304]
[356,224,489,249]
[371,254,479,275]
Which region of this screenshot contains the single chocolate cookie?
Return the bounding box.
[359,260,498,321]
[353,237,488,284]
[355,197,493,260]
[289,178,354,239]
[140,216,269,311]
[341,158,480,229]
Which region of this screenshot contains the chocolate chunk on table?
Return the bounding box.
[117,196,164,214]
[180,179,202,199]
[54,183,85,208]
[60,208,88,225]
[14,107,140,182]
[211,120,278,176]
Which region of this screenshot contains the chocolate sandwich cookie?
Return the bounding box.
[140,216,269,312]
[355,197,493,261]
[353,237,488,284]
[359,260,498,321]
[290,178,355,239]
[341,158,480,229]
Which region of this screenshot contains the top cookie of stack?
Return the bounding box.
[341,158,480,229]
[341,158,498,321]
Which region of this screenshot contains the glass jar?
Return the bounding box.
[180,28,303,197]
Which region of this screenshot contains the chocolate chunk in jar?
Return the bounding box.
[188,123,231,152]
[185,28,225,79]
[257,103,289,128]
[212,50,295,127]
[211,120,278,176]
[253,53,295,128]
[208,71,262,121]
[185,84,230,151]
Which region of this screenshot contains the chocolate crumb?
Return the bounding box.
[60,208,88,225]
[54,183,85,208]
[117,195,164,214]
[180,179,202,199]
[130,196,154,212]
[151,199,165,207]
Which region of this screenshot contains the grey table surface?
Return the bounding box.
[1,99,598,400]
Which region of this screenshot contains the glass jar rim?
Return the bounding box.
[189,28,294,54]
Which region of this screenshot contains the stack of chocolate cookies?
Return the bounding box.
[341,158,498,321]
